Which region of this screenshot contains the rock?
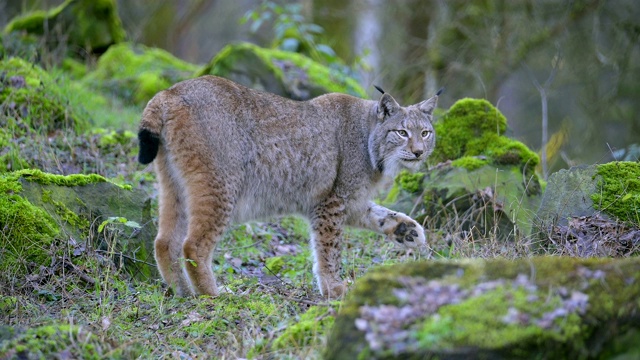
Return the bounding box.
[0,57,90,134]
[536,165,600,227]
[86,42,199,105]
[4,0,126,55]
[387,163,541,241]
[198,42,366,100]
[326,257,640,359]
[430,98,539,173]
[535,162,640,256]
[384,98,542,241]
[0,170,157,284]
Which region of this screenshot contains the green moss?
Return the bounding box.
[135,72,171,104]
[0,57,89,133]
[451,156,489,171]
[0,296,18,314]
[0,127,29,171]
[0,171,60,274]
[418,284,581,350]
[591,161,640,225]
[272,305,335,350]
[95,129,136,148]
[87,42,199,105]
[432,98,539,172]
[17,169,106,187]
[4,0,126,54]
[201,42,366,98]
[0,168,139,280]
[61,58,87,78]
[265,256,285,274]
[42,189,90,231]
[396,170,425,193]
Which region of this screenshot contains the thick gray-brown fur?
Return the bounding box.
[138,75,438,299]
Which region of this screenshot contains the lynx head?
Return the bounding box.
[368,90,439,177]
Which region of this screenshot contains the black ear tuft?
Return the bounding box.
[374,85,385,94]
[436,87,445,96]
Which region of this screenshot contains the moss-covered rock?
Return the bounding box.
[591,161,640,225]
[535,162,640,254]
[199,42,366,100]
[4,0,126,55]
[385,163,541,241]
[326,257,640,359]
[536,165,600,227]
[86,42,199,105]
[0,57,132,172]
[0,169,157,286]
[0,170,60,276]
[0,57,90,135]
[431,98,539,173]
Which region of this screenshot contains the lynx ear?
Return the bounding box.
[377,94,400,121]
[418,87,444,115]
[418,96,437,115]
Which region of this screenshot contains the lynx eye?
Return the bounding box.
[421,130,431,137]
[396,130,408,137]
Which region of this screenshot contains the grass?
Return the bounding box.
[0,213,401,358]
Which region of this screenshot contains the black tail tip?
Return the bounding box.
[138,129,160,165]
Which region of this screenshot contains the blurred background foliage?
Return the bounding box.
[2,0,639,173]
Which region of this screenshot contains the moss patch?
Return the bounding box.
[451,156,489,171]
[4,0,126,55]
[0,169,130,282]
[396,170,425,193]
[431,98,539,172]
[87,42,199,105]
[591,161,640,225]
[17,168,107,187]
[0,57,90,134]
[272,305,335,351]
[0,171,59,275]
[200,42,366,99]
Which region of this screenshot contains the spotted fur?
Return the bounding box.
[138,76,438,298]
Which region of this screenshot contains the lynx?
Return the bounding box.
[138,75,438,298]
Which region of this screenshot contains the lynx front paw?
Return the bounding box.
[389,217,426,248]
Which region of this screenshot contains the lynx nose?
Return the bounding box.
[413,150,423,158]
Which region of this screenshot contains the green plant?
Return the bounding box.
[241,0,367,80]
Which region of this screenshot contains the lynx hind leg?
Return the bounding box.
[180,161,234,297]
[153,150,192,296]
[310,195,348,299]
[365,204,426,248]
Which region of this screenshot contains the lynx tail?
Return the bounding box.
[137,92,167,164]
